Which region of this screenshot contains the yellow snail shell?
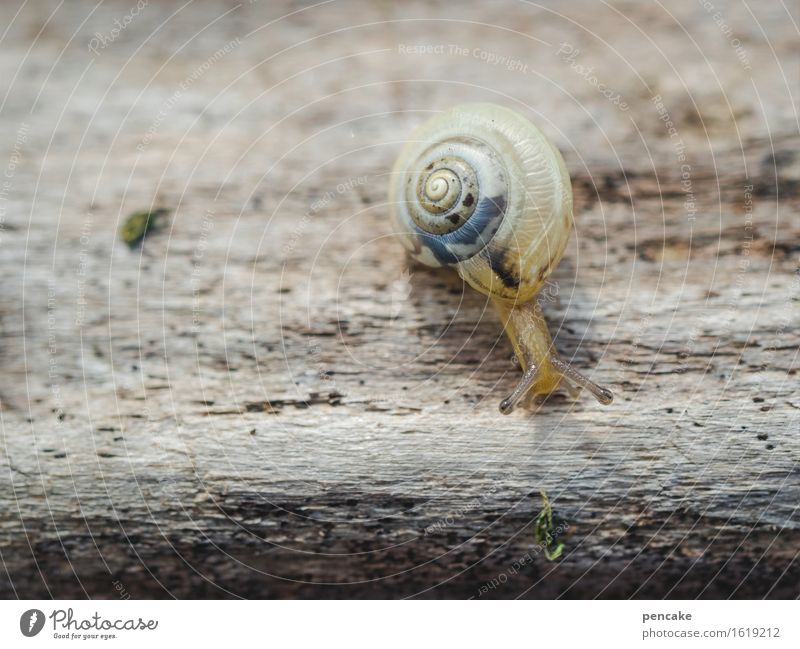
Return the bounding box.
[389,103,612,413]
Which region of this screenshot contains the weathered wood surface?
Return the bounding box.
[0,0,798,599]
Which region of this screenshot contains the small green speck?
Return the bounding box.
[120,208,171,248]
[533,490,565,561]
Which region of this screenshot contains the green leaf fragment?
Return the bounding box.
[120,208,171,248]
[533,490,565,561]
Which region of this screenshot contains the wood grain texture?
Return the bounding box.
[0,0,798,599]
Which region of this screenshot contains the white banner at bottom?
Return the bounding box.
[0,600,796,648]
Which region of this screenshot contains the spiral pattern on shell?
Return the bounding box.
[401,137,508,257]
[389,103,574,303]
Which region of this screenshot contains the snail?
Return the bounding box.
[389,103,613,414]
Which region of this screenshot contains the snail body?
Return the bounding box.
[389,103,612,412]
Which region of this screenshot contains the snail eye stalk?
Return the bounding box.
[549,356,614,405]
[499,361,540,414]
